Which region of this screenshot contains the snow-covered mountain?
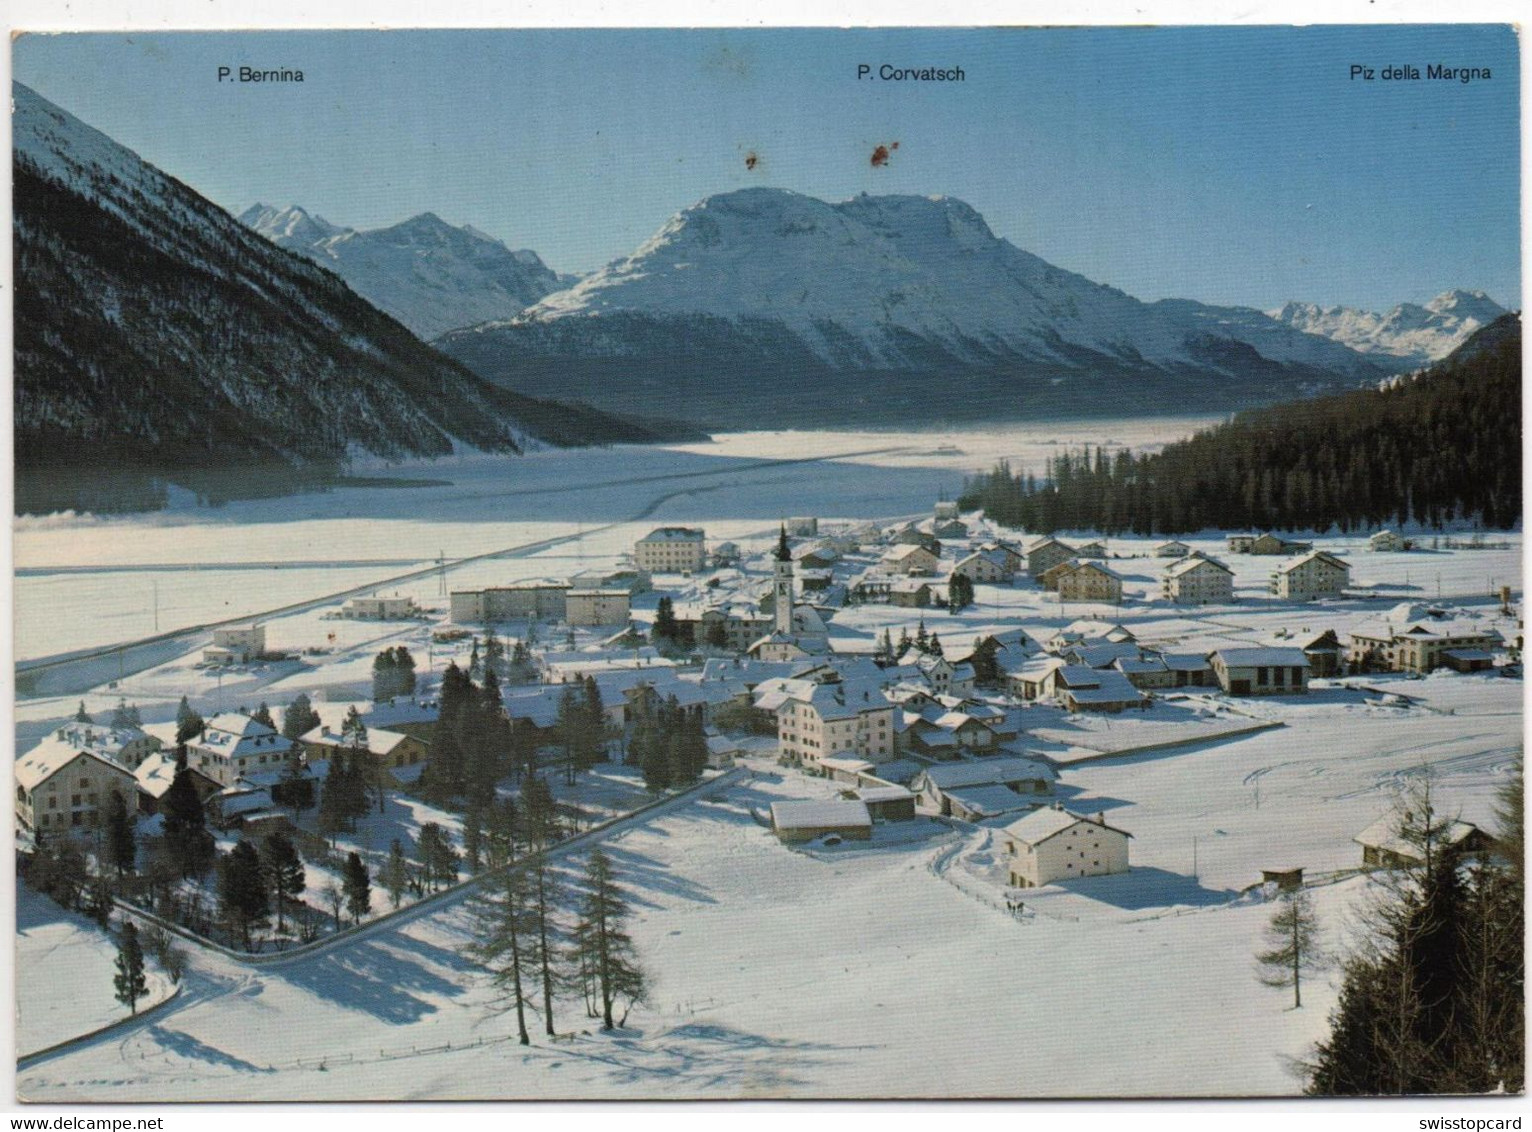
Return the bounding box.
[1269,290,1508,368]
[240,204,568,339]
[12,82,685,513]
[437,188,1392,427]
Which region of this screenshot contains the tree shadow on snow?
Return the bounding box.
[597,843,718,908]
[558,1021,862,1092]
[145,1025,275,1074]
[274,938,466,1025]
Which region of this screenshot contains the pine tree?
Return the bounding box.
[524,784,567,1037]
[113,920,148,1015]
[948,573,975,612]
[464,806,485,873]
[162,748,214,878]
[110,699,142,730]
[581,676,607,769]
[217,841,269,948]
[372,648,399,703]
[342,852,371,925]
[261,832,305,933]
[104,789,136,878]
[653,597,679,647]
[572,849,646,1030]
[250,702,276,730]
[557,684,584,787]
[174,697,205,744]
[74,701,92,724]
[1257,887,1323,1008]
[281,693,320,741]
[472,865,535,1045]
[483,628,506,679]
[383,839,410,910]
[928,632,943,658]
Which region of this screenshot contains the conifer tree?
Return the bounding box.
[114,920,148,1015]
[342,852,371,925]
[174,697,205,744]
[281,693,321,741]
[261,832,304,933]
[162,748,214,878]
[653,597,679,647]
[111,699,143,730]
[557,684,584,786]
[104,789,136,878]
[572,849,646,1031]
[75,701,92,724]
[218,841,270,948]
[472,865,534,1045]
[250,702,275,730]
[383,839,409,910]
[1257,887,1323,1008]
[525,781,568,1036]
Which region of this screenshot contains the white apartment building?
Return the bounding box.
[633,527,707,574]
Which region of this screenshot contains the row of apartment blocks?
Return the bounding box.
[449,568,651,627]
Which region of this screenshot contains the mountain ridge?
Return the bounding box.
[1268,289,1507,367]
[435,187,1406,428]
[12,82,688,514]
[240,203,572,339]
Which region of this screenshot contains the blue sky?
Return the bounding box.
[14,26,1521,311]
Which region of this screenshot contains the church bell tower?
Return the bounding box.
[773,524,794,636]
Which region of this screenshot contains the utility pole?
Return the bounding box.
[1192,834,1199,883]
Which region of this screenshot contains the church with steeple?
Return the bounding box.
[749,524,830,662]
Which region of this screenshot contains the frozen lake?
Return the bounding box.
[14,418,1220,661]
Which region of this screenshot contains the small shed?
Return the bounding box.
[1261,866,1305,892]
[770,799,873,844]
[855,785,918,822]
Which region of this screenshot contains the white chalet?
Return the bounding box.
[187,712,296,787]
[1001,805,1132,887]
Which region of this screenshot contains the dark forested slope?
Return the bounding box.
[960,313,1522,535]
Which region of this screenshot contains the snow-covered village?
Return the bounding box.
[9,23,1523,1108]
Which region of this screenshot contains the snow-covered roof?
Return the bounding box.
[1161,652,1213,672]
[638,527,705,543]
[819,755,875,774]
[301,724,413,757]
[1165,554,1233,578]
[133,751,185,799]
[1002,806,1132,846]
[1353,814,1487,859]
[1212,647,1311,668]
[867,758,927,785]
[857,785,915,804]
[915,757,1057,790]
[945,783,1039,819]
[1274,549,1351,574]
[16,737,134,792]
[770,799,872,831]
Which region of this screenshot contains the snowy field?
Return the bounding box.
[18,664,1519,1100]
[15,419,1215,661]
[16,888,175,1058]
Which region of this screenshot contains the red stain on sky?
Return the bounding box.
[870,142,900,167]
[744,151,758,170]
